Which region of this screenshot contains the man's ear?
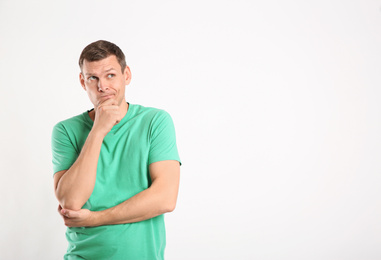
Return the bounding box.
[124,66,132,85]
[79,72,86,90]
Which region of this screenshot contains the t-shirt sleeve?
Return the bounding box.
[148,110,181,165]
[51,122,79,175]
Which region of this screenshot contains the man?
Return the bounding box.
[51,40,181,259]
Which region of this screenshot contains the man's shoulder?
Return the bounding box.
[53,111,90,132]
[130,104,170,121]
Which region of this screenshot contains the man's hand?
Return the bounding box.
[92,98,122,137]
[58,205,96,227]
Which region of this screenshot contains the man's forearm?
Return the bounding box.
[55,130,104,210]
[94,185,175,226]
[59,160,180,228]
[59,186,175,227]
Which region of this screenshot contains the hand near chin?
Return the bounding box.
[93,98,122,136]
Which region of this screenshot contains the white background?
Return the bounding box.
[0,0,380,259]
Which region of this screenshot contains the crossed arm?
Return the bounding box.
[55,160,180,227]
[54,101,180,227]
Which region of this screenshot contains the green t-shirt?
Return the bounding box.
[51,103,181,260]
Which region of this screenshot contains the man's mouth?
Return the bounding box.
[100,94,114,99]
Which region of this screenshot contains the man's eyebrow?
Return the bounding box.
[84,68,116,76]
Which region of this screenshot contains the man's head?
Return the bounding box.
[79,40,127,73]
[79,40,131,109]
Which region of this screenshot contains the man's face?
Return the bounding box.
[79,55,131,108]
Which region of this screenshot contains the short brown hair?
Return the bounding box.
[79,40,127,72]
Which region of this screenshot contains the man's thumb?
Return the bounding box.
[61,209,78,218]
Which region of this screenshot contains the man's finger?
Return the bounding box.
[98,96,117,107]
[57,205,66,220]
[61,209,80,218]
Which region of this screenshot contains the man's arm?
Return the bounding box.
[60,160,180,227]
[54,99,122,210]
[54,130,104,210]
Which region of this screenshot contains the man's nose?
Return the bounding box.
[97,79,109,92]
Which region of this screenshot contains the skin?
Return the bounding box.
[54,55,180,227]
[80,55,131,126]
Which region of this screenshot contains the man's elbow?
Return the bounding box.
[60,201,83,211]
[163,198,177,213]
[55,188,85,211]
[164,205,175,213]
[56,193,84,210]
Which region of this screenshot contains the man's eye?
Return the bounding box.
[88,76,97,80]
[107,74,115,78]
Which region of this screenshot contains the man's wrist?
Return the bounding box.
[89,210,100,227]
[89,128,107,139]
[89,210,106,227]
